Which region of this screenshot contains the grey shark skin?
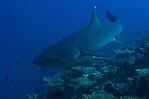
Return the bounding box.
[33,6,122,67]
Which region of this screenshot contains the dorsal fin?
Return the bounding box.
[90,6,100,25]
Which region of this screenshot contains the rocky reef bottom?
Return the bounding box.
[27,34,149,99]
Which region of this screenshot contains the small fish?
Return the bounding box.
[106,10,117,23]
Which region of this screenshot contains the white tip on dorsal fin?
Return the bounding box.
[90,6,100,25]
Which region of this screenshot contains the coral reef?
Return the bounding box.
[136,68,149,76]
[27,35,149,99]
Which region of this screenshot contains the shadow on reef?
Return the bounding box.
[27,33,149,99]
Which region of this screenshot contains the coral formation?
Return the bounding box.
[136,68,149,76]
[28,34,149,99]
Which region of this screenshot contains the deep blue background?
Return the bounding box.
[0,0,149,99]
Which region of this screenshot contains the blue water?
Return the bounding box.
[0,0,149,99]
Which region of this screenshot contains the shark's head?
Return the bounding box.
[109,23,122,37]
[101,23,122,42]
[81,22,122,52]
[80,6,123,52]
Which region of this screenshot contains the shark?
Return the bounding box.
[33,6,122,67]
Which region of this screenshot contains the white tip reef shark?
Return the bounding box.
[33,6,122,67]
